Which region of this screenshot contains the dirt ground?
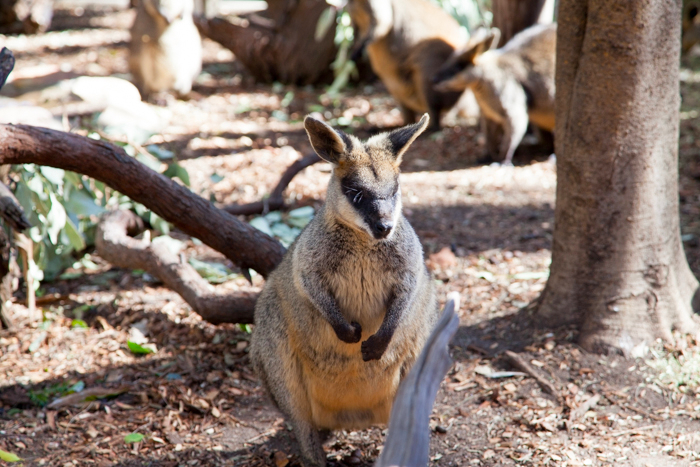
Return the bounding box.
[3,6,700,467]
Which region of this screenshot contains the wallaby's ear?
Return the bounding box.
[458,27,500,63]
[304,116,350,165]
[387,114,429,165]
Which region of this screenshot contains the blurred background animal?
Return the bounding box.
[434,23,556,165]
[683,0,700,52]
[129,0,202,99]
[250,115,438,466]
[347,0,472,131]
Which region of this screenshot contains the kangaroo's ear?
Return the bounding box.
[304,116,350,165]
[387,113,429,165]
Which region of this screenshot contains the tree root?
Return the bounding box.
[223,152,320,216]
[0,124,286,278]
[96,210,258,324]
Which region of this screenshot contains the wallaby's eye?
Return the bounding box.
[344,186,364,204]
[691,6,699,19]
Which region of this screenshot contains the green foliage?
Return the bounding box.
[0,449,22,462]
[249,206,314,247]
[127,341,155,355]
[28,380,84,407]
[124,433,145,444]
[429,0,492,32]
[12,136,190,285]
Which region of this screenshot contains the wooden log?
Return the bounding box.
[96,210,258,324]
[376,293,460,467]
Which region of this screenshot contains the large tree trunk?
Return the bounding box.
[536,0,700,355]
[195,0,337,85]
[491,0,555,45]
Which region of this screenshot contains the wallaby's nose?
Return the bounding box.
[374,221,394,239]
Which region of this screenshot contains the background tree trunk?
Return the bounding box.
[491,0,555,45]
[195,0,337,85]
[536,0,700,355]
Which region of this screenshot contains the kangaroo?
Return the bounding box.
[433,23,556,165]
[129,0,202,99]
[250,114,438,467]
[347,0,469,131]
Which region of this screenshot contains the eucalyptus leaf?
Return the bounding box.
[249,217,273,236]
[124,433,145,444]
[64,189,105,217]
[146,144,174,160]
[127,341,155,354]
[0,449,21,462]
[315,6,335,42]
[40,166,66,186]
[188,257,238,284]
[63,217,86,251]
[46,193,67,244]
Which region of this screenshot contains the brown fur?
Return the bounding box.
[129,0,202,98]
[347,0,469,130]
[434,23,556,164]
[250,115,438,466]
[683,0,700,52]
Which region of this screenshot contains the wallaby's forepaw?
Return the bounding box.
[361,334,389,361]
[335,321,362,344]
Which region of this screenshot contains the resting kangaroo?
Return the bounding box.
[250,114,438,466]
[433,23,556,165]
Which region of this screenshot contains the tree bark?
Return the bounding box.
[491,0,555,45]
[195,0,337,85]
[536,0,700,355]
[0,124,286,278]
[96,210,258,324]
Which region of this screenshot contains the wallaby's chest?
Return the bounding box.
[325,249,395,328]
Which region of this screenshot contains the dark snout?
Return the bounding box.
[372,220,394,239]
[369,198,397,240]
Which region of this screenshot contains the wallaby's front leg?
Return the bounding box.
[300,272,362,343]
[361,272,417,361]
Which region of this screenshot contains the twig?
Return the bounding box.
[504,350,562,402]
[224,153,321,216]
[567,393,600,425]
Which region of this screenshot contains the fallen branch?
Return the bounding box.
[223,152,320,216]
[376,293,461,467]
[0,124,286,277]
[504,350,562,402]
[96,210,258,324]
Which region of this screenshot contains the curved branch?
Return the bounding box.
[223,152,321,216]
[96,210,258,324]
[0,124,286,277]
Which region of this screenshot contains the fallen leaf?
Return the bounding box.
[124,433,145,444]
[0,449,22,462]
[274,451,289,467]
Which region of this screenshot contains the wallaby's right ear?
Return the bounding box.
[304,116,349,165]
[457,27,501,63]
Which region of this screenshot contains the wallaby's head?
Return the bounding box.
[432,27,500,92]
[304,114,429,240]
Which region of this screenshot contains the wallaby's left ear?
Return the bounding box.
[388,114,429,165]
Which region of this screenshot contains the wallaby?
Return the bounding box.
[683,0,700,52]
[250,114,438,467]
[129,0,202,99]
[347,0,469,131]
[433,23,556,165]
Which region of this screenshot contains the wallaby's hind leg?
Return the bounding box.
[498,86,529,165]
[291,417,326,467]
